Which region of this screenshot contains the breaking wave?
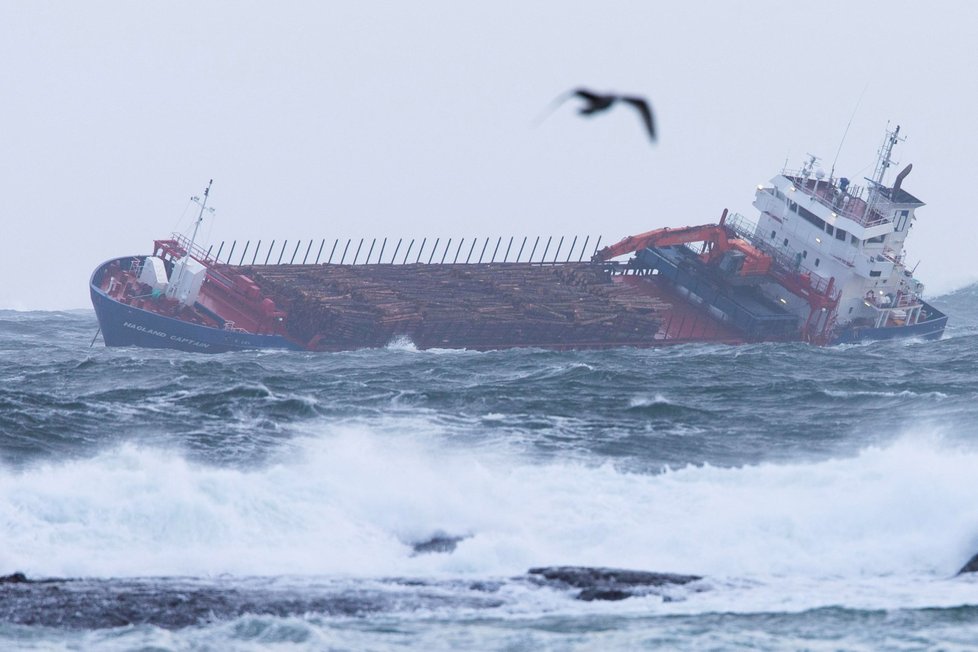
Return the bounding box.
[2,425,976,589]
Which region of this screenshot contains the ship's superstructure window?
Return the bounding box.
[825,224,834,236]
[865,235,885,245]
[850,235,859,246]
[814,258,820,267]
[787,199,826,230]
[836,228,847,241]
[895,209,909,231]
[783,238,789,247]
[771,230,776,239]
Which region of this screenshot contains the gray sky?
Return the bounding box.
[2,1,975,310]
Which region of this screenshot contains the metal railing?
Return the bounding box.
[172,233,218,265]
[188,234,606,267]
[724,213,840,300]
[782,175,890,228]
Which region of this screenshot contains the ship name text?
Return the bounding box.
[123,321,212,349]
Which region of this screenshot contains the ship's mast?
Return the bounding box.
[167,180,215,300]
[187,179,214,261]
[871,124,904,186]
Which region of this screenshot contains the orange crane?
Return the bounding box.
[591,210,772,276]
[593,209,841,342]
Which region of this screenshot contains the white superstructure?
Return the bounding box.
[747,125,928,333]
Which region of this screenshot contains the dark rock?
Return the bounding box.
[410,533,468,555]
[527,566,702,601]
[577,588,631,601]
[0,573,28,584]
[528,566,701,588]
[958,552,978,575]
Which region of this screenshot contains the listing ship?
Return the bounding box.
[90,126,946,353]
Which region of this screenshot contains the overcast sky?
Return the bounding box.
[2,1,976,310]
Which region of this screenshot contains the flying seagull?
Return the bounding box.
[540,88,657,143]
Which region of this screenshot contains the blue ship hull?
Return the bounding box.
[635,246,948,345]
[90,258,301,354]
[832,301,948,344]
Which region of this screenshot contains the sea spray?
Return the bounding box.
[2,429,977,584]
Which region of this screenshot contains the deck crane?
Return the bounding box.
[593,209,841,343]
[592,210,772,277]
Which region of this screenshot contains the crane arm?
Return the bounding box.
[592,223,729,262]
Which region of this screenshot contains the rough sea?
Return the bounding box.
[2,284,978,651]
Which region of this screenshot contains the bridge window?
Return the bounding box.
[895,209,910,231]
[825,224,834,236]
[796,204,825,230]
[836,228,847,241]
[850,234,859,246]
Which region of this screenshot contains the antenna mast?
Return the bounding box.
[871,124,904,186]
[188,179,215,261]
[829,82,869,182]
[167,180,216,302]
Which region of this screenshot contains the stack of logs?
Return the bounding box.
[236,262,674,350]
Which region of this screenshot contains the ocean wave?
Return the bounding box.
[821,389,949,400]
[628,394,674,408]
[1,430,976,592]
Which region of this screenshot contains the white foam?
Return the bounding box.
[385,335,418,351]
[822,389,949,399]
[629,394,674,407]
[2,426,978,613]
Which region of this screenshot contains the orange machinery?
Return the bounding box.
[592,210,841,343]
[591,210,772,276]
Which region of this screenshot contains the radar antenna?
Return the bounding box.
[800,154,820,179]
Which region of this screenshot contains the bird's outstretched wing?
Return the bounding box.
[571,88,605,103]
[532,88,582,127]
[621,96,656,142]
[571,88,616,115]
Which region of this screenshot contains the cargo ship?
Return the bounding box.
[90,126,946,353]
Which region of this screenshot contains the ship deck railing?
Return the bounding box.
[724,213,841,300]
[865,290,922,311]
[172,233,220,266]
[879,248,905,266]
[782,174,890,228]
